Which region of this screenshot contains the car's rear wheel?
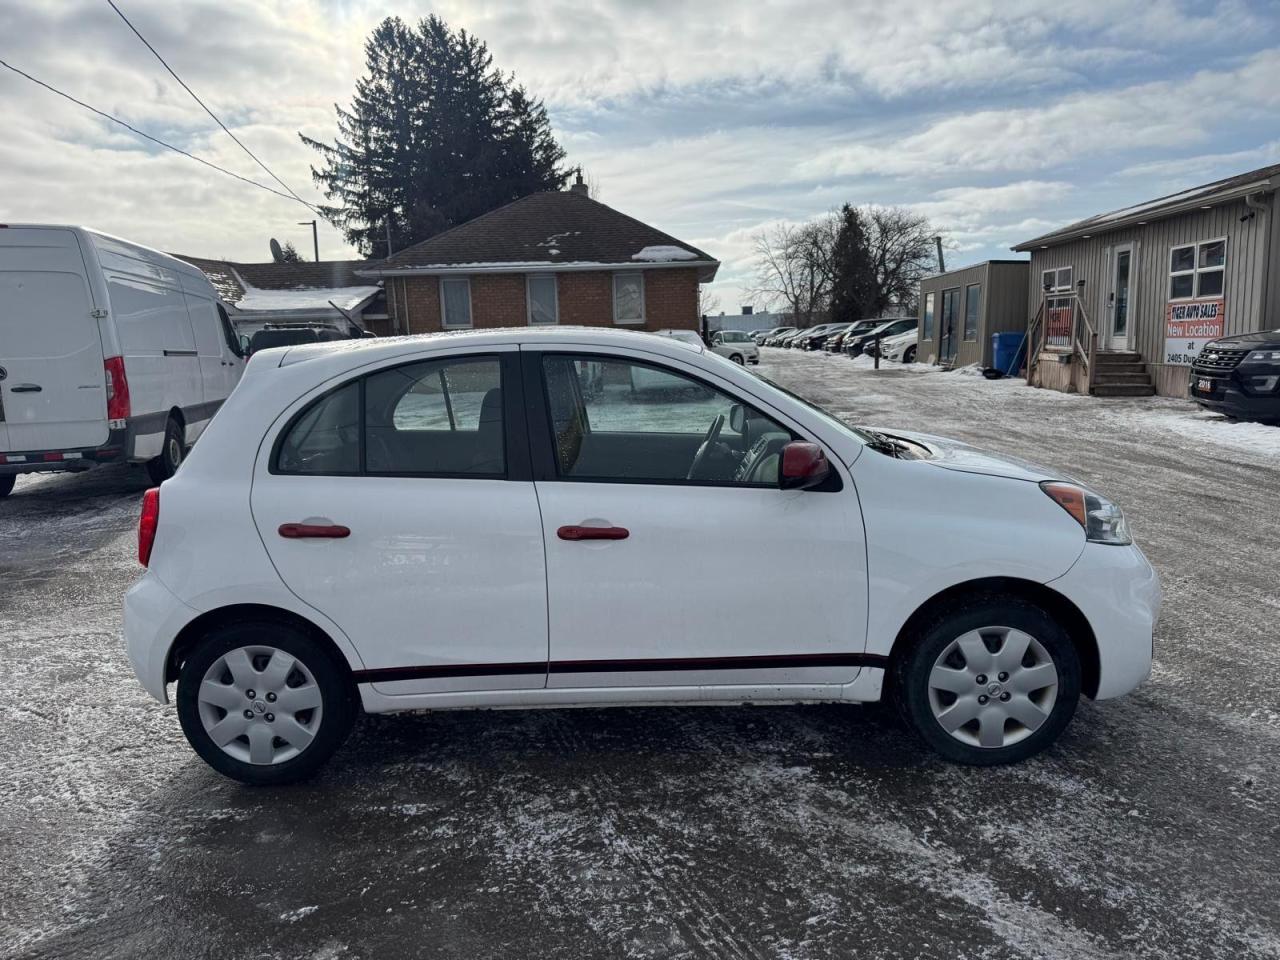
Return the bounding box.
[176,621,355,785]
[894,595,1080,765]
[0,474,15,499]
[147,416,185,484]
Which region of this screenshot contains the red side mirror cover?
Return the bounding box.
[780,442,830,489]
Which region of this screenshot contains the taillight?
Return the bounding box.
[138,487,160,566]
[104,356,131,420]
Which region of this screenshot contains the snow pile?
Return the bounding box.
[632,245,698,262]
[232,271,380,313]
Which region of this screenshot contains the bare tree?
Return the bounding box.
[745,215,838,327]
[863,206,936,315]
[697,286,722,319]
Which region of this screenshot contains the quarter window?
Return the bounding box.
[527,275,558,325]
[612,273,644,324]
[963,284,980,341]
[1170,240,1226,300]
[275,382,360,475]
[441,278,472,328]
[540,355,790,485]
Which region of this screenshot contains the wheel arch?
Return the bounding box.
[166,603,358,698]
[884,576,1101,699]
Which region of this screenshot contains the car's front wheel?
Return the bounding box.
[903,345,917,364]
[729,353,744,364]
[176,621,356,785]
[894,595,1080,765]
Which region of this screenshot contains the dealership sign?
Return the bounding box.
[1163,298,1225,365]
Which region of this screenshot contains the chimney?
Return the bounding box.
[569,168,588,197]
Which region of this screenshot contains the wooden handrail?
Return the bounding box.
[1026,302,1045,382]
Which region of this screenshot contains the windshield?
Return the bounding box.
[748,367,874,446]
[720,331,752,342]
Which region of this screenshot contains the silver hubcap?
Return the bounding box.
[168,437,182,468]
[197,645,323,765]
[927,626,1059,749]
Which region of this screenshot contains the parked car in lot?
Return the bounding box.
[708,330,760,364]
[247,323,362,356]
[764,328,798,346]
[844,318,918,357]
[754,327,791,345]
[795,323,852,352]
[869,329,920,364]
[0,224,246,495]
[126,327,1159,784]
[1188,330,1280,423]
[826,320,879,352]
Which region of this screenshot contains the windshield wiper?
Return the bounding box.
[863,430,901,458]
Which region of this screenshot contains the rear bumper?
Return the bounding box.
[124,570,199,704]
[1047,541,1160,700]
[0,427,130,475]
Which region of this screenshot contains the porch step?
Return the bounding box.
[1094,351,1143,365]
[1093,371,1152,385]
[1092,362,1147,375]
[1093,382,1156,397]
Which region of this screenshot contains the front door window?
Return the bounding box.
[1113,250,1131,339]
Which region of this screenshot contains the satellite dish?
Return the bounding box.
[269,238,284,262]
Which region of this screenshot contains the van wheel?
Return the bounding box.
[0,475,15,499]
[894,595,1080,765]
[903,346,917,364]
[147,417,185,484]
[176,621,356,785]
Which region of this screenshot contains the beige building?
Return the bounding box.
[1014,162,1279,398]
[917,261,1028,369]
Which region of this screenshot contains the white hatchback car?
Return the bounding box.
[125,328,1159,784]
[708,330,760,365]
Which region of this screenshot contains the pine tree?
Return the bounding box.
[302,16,569,257]
[829,204,877,323]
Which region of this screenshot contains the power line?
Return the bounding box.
[0,57,311,208]
[105,0,321,218]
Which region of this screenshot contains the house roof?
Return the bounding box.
[172,255,383,315]
[1014,161,1280,251]
[362,190,719,281]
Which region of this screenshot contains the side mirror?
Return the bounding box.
[728,403,746,433]
[779,441,831,491]
[239,334,252,356]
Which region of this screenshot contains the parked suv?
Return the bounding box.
[126,328,1158,784]
[795,323,852,351]
[1189,331,1280,423]
[709,330,760,364]
[845,318,918,357]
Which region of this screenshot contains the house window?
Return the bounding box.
[1170,239,1226,300]
[1042,266,1073,292]
[612,272,645,325]
[963,284,980,341]
[441,278,472,328]
[527,275,558,325]
[923,292,935,339]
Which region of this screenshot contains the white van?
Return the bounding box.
[0,225,246,496]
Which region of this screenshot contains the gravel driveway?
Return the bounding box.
[2,349,1277,960]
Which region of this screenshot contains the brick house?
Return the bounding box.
[357,178,719,335]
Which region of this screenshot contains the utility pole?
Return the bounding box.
[298,220,318,262]
[385,218,394,258]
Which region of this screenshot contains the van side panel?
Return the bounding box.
[93,237,205,459]
[0,227,108,451]
[181,289,240,440]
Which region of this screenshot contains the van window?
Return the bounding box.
[216,304,244,357]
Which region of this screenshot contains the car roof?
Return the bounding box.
[274,325,705,367]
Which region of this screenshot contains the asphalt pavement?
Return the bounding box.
[2,350,1277,960]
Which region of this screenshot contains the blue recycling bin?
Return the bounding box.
[991,331,1026,375]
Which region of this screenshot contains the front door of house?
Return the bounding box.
[1106,244,1134,351]
[940,288,961,364]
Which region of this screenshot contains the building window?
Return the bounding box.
[612,272,644,325]
[1170,239,1226,300]
[923,292,935,339]
[440,278,472,328]
[963,284,980,341]
[527,275,558,325]
[1042,267,1073,293]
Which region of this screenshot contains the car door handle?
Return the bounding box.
[557,525,629,541]
[9,383,41,393]
[278,522,351,539]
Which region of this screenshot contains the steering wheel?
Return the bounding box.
[686,413,726,480]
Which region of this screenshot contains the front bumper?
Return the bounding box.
[1047,541,1160,700]
[1189,366,1280,422]
[123,570,200,704]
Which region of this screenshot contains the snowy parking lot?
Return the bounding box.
[3,348,1279,960]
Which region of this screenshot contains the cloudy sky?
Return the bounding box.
[2,0,1278,309]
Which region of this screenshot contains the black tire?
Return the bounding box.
[730,353,745,365]
[903,345,917,364]
[176,621,356,785]
[893,594,1080,765]
[147,416,185,484]
[0,474,15,499]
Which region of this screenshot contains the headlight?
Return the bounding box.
[1040,482,1131,545]
[1246,350,1280,362]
